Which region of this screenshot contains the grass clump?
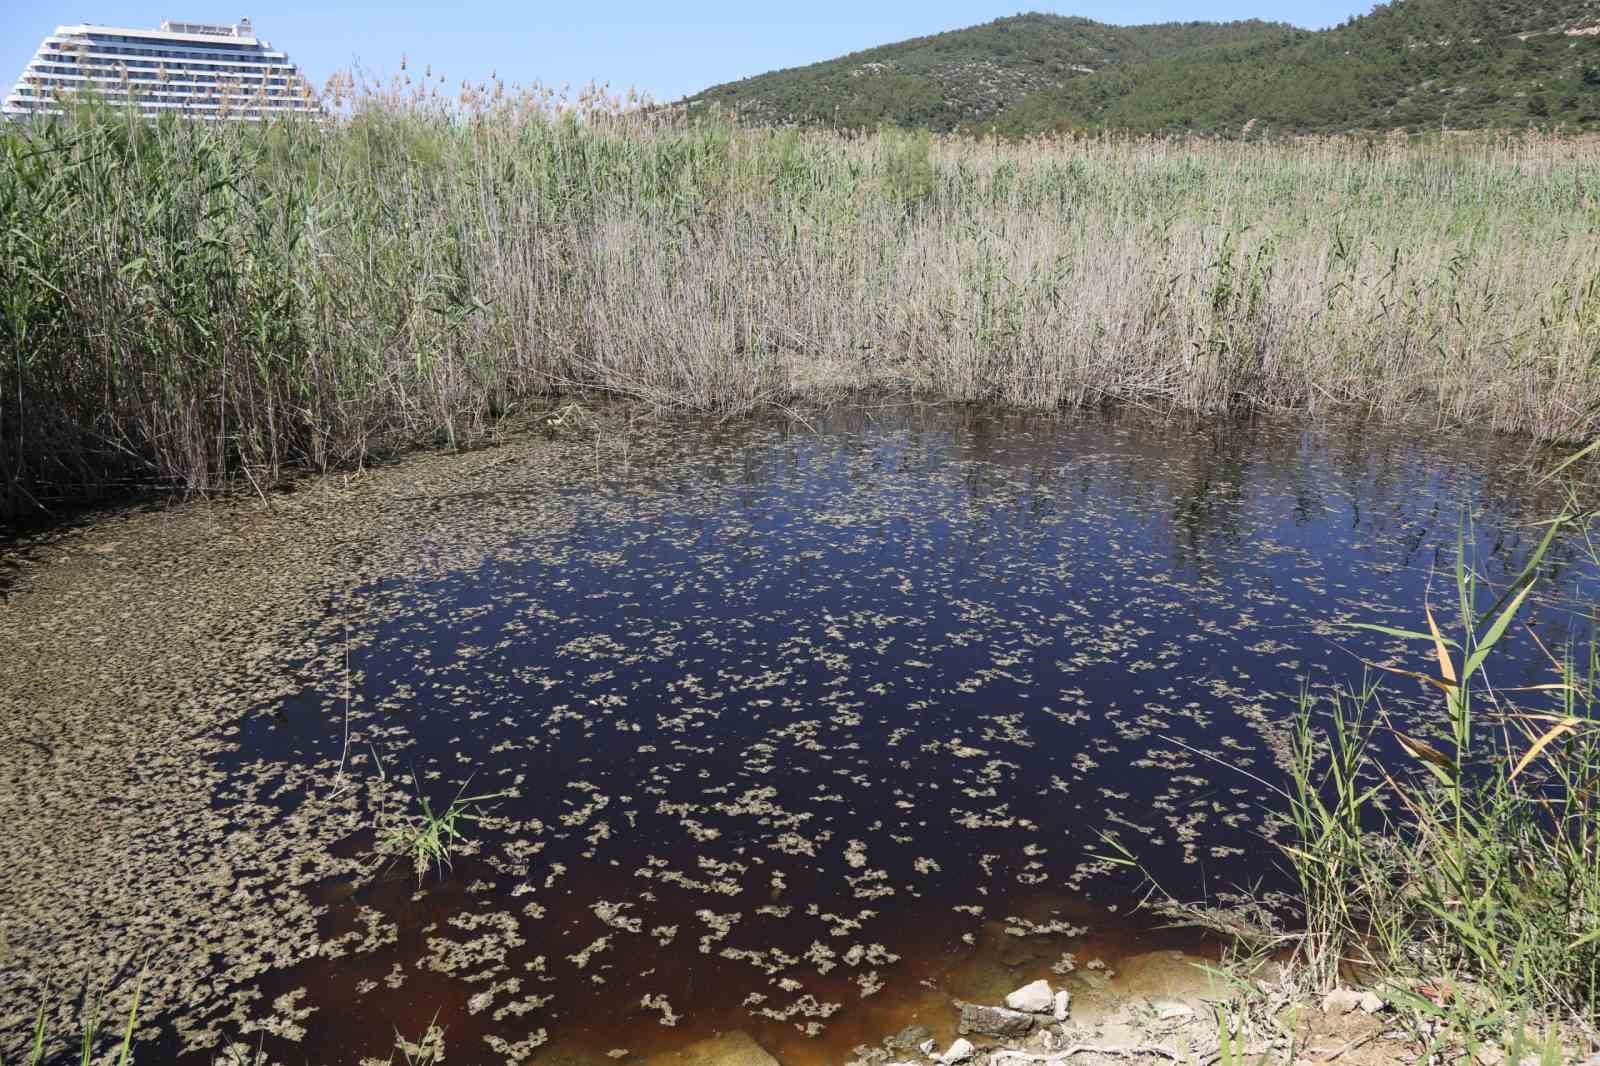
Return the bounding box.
[7,976,141,1066]
[379,767,504,886]
[1267,501,1600,1054]
[1117,449,1600,1057]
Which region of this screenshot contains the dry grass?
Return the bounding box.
[5,81,1600,518]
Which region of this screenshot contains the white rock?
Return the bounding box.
[1052,990,1071,1022]
[941,1038,976,1064]
[919,1040,938,1056]
[1005,979,1055,1013]
[1150,999,1194,1022]
[1357,990,1385,1014]
[1322,988,1363,1015]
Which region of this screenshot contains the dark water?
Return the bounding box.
[201,407,1595,1065]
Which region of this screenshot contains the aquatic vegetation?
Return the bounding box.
[1,407,1594,1064]
[5,87,1600,518]
[8,976,142,1066]
[10,994,454,1066]
[384,1015,448,1066]
[377,765,505,887]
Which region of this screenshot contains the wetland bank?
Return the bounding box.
[3,404,1595,1065]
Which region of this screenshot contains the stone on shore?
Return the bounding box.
[884,1024,933,1052]
[940,1037,976,1063]
[958,1003,1036,1038]
[1150,999,1194,1022]
[1052,990,1071,1021]
[1322,988,1364,1015]
[1004,979,1055,1013]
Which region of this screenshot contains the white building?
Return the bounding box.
[3,18,322,120]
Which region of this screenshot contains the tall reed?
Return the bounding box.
[1281,502,1600,1052]
[5,84,1600,518]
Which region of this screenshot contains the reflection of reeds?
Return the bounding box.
[5,86,1600,517]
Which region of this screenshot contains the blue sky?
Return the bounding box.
[3,1,1375,104]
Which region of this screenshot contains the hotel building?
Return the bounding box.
[3,18,321,120]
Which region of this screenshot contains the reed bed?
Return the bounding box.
[4,85,1600,518]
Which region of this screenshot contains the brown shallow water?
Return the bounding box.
[1,404,1592,1065]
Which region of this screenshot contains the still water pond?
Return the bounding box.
[12,406,1595,1065]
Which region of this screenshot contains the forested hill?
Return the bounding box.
[683,2,1600,135]
[680,14,1292,131]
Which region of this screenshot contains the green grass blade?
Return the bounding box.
[116,973,143,1066]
